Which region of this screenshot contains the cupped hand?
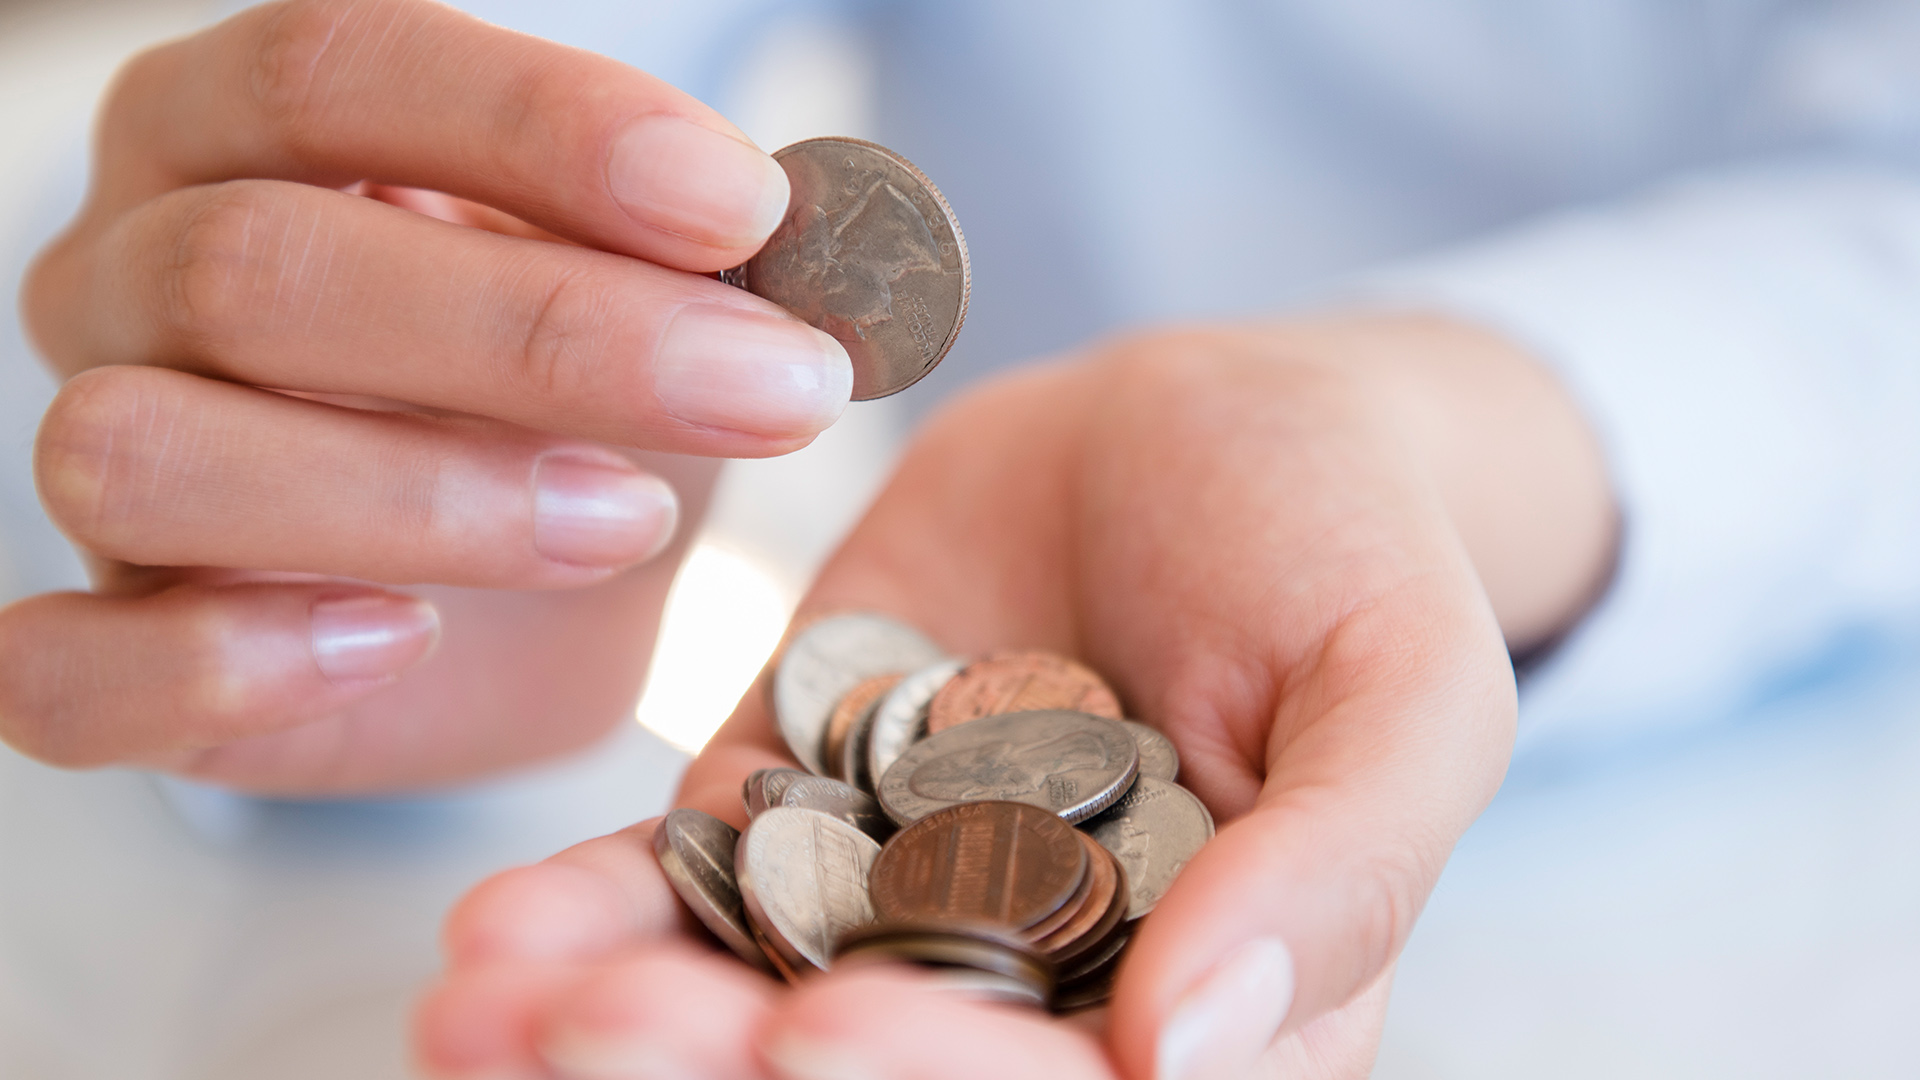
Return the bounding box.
[418,314,1617,1078]
[2,0,854,791]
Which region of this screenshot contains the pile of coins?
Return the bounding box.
[653,613,1215,1011]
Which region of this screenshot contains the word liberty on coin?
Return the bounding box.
[651,613,1214,1013]
[726,138,970,400]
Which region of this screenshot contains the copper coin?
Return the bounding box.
[1020,843,1096,943]
[870,801,1087,931]
[1032,834,1126,966]
[926,651,1123,735]
[823,673,901,782]
[834,920,1053,1006]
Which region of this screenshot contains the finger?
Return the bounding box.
[32,183,849,451]
[759,966,1112,1080]
[0,582,437,767]
[444,821,685,968]
[96,0,788,268]
[535,943,776,1079]
[36,367,680,586]
[413,959,585,1080]
[1256,963,1394,1080]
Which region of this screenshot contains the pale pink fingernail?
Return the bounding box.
[1155,937,1295,1080]
[541,1029,708,1080]
[653,305,852,437]
[533,454,678,568]
[309,593,440,684]
[608,114,789,247]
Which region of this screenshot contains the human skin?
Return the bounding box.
[2,0,853,791]
[419,315,1618,1079]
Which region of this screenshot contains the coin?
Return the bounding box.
[1119,720,1180,781]
[823,673,901,783]
[736,807,881,975]
[878,710,1140,825]
[772,612,946,776]
[867,658,964,786]
[651,809,777,976]
[835,921,1053,1007]
[744,767,811,819]
[870,801,1087,931]
[781,774,895,841]
[738,138,970,401]
[1084,776,1215,920]
[926,650,1123,735]
[1031,833,1125,965]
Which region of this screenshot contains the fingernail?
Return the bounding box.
[608,114,789,247]
[309,593,440,685]
[533,454,678,568]
[541,1030,704,1080]
[653,305,852,437]
[762,1033,886,1080]
[1155,937,1296,1080]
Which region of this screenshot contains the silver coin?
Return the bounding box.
[1084,776,1215,920]
[1119,720,1180,781]
[735,807,881,973]
[739,138,970,401]
[772,613,946,776]
[780,774,894,841]
[866,658,963,787]
[839,689,884,795]
[744,767,811,819]
[652,809,777,975]
[877,710,1140,826]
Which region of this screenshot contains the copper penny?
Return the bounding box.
[926,650,1123,735]
[871,801,1087,931]
[1032,833,1126,965]
[823,673,902,781]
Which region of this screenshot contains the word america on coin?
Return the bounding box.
[725,138,970,400]
[650,612,1215,1012]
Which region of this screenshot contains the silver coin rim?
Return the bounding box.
[735,806,882,972]
[1084,775,1216,920]
[771,612,945,776]
[1118,719,1181,781]
[653,808,776,974]
[866,657,964,787]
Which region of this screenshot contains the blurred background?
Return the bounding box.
[3,2,1919,1078]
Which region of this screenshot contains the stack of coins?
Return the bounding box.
[653,612,1215,1012]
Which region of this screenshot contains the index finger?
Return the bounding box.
[95,0,786,270]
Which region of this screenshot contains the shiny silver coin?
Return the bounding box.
[1084,776,1215,920]
[738,138,970,400]
[780,774,895,841]
[866,658,964,788]
[772,613,946,776]
[652,809,777,975]
[735,807,881,974]
[744,767,811,819]
[1119,720,1180,781]
[877,710,1140,826]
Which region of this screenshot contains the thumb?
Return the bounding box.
[1105,598,1515,1080]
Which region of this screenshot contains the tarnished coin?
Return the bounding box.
[926,650,1123,735]
[871,801,1087,931]
[867,658,964,786]
[835,921,1053,1007]
[652,809,777,975]
[1119,720,1180,781]
[1084,776,1215,920]
[772,613,946,776]
[1051,926,1133,1012]
[781,774,894,841]
[736,808,881,974]
[738,138,970,400]
[1032,833,1126,966]
[878,710,1140,825]
[744,767,810,819]
[823,673,901,783]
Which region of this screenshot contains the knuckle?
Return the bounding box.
[158,183,281,349]
[172,602,265,724]
[508,268,617,405]
[34,368,178,548]
[246,0,380,142]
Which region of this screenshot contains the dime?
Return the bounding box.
[772,613,946,776]
[1119,720,1180,781]
[736,808,881,975]
[652,809,777,975]
[926,650,1123,735]
[823,673,901,782]
[737,138,970,401]
[1084,776,1215,920]
[781,774,895,841]
[870,801,1086,931]
[744,767,810,819]
[867,658,964,786]
[878,710,1140,825]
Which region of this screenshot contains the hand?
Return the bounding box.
[416,314,1616,1078]
[2,0,853,792]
